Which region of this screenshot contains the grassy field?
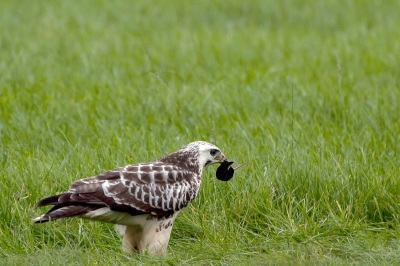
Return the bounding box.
[1,0,400,264]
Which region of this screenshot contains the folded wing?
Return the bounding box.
[33,162,199,223]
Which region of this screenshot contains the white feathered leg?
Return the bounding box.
[119,214,177,256]
[115,224,126,237]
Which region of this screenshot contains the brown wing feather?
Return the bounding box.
[69,162,200,215]
[34,161,200,223]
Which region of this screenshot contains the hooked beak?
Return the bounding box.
[217,153,227,163]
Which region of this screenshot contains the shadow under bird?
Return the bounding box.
[33,141,241,255]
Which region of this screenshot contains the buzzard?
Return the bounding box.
[33,141,230,255]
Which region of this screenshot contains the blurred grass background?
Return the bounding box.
[1,0,400,264]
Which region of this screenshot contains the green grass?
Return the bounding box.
[1,0,400,264]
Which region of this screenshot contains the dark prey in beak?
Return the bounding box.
[216,160,235,181]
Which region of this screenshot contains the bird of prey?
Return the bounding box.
[33,141,230,255]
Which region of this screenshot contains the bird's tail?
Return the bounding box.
[33,193,99,224]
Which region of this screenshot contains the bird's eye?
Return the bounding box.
[210,149,219,156]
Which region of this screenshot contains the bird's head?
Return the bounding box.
[182,141,227,169]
